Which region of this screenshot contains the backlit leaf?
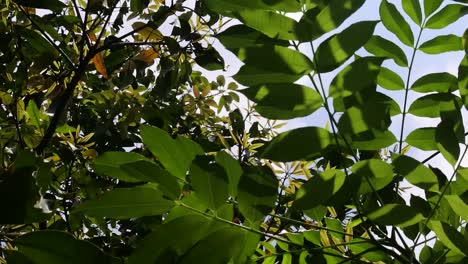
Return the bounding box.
[436,120,460,165]
[238,166,278,225]
[92,52,109,79]
[258,127,333,161]
[402,0,423,25]
[216,25,289,51]
[314,21,379,72]
[351,159,394,194]
[75,186,175,219]
[140,125,203,179]
[405,127,438,150]
[203,0,301,14]
[190,156,229,211]
[132,22,163,41]
[393,154,439,191]
[367,204,425,227]
[241,83,322,120]
[364,35,408,67]
[419,35,464,54]
[215,151,242,197]
[444,195,468,222]
[236,10,299,41]
[408,93,462,118]
[13,0,66,12]
[377,67,405,90]
[459,55,468,110]
[380,0,414,46]
[428,221,468,256]
[411,72,458,93]
[293,169,346,210]
[425,4,468,29]
[424,0,443,16]
[134,48,159,64]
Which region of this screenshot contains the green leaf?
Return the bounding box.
[178,227,260,264]
[140,125,203,179]
[377,67,405,90]
[240,83,322,120]
[129,215,259,264]
[236,10,299,41]
[349,130,397,150]
[402,0,423,25]
[293,169,346,210]
[216,25,289,51]
[408,93,462,118]
[94,152,180,199]
[26,101,46,129]
[367,204,425,227]
[351,159,395,194]
[424,0,443,16]
[4,250,34,264]
[14,231,111,264]
[238,166,278,225]
[347,238,390,262]
[405,127,438,150]
[314,21,379,73]
[380,0,414,46]
[393,154,439,191]
[190,156,229,211]
[444,195,468,222]
[329,57,384,98]
[203,0,301,14]
[233,45,314,86]
[259,127,333,162]
[194,46,224,71]
[130,0,149,13]
[13,0,66,12]
[364,35,408,67]
[425,5,468,29]
[16,26,59,61]
[297,0,365,41]
[411,72,458,93]
[436,120,460,165]
[428,221,468,256]
[419,35,464,54]
[459,55,468,110]
[74,186,175,219]
[215,151,242,197]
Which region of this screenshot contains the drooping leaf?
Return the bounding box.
[405,127,438,150]
[408,93,463,118]
[402,0,423,25]
[140,125,203,179]
[314,21,379,73]
[380,0,414,46]
[351,159,395,194]
[240,83,322,120]
[364,35,408,67]
[411,72,458,93]
[215,151,242,197]
[14,231,111,264]
[92,52,109,79]
[233,45,314,85]
[393,154,439,191]
[424,0,444,16]
[216,25,289,51]
[425,4,468,29]
[377,67,405,90]
[94,151,180,198]
[367,204,425,228]
[236,10,299,41]
[293,169,346,210]
[13,0,66,12]
[297,0,365,41]
[329,57,384,98]
[74,186,175,219]
[436,120,460,165]
[419,35,464,54]
[190,156,229,211]
[428,221,468,256]
[258,127,333,162]
[237,166,278,225]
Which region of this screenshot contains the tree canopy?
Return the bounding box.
[0,0,468,263]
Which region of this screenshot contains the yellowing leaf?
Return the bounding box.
[134,48,159,64]
[132,22,163,41]
[92,52,109,79]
